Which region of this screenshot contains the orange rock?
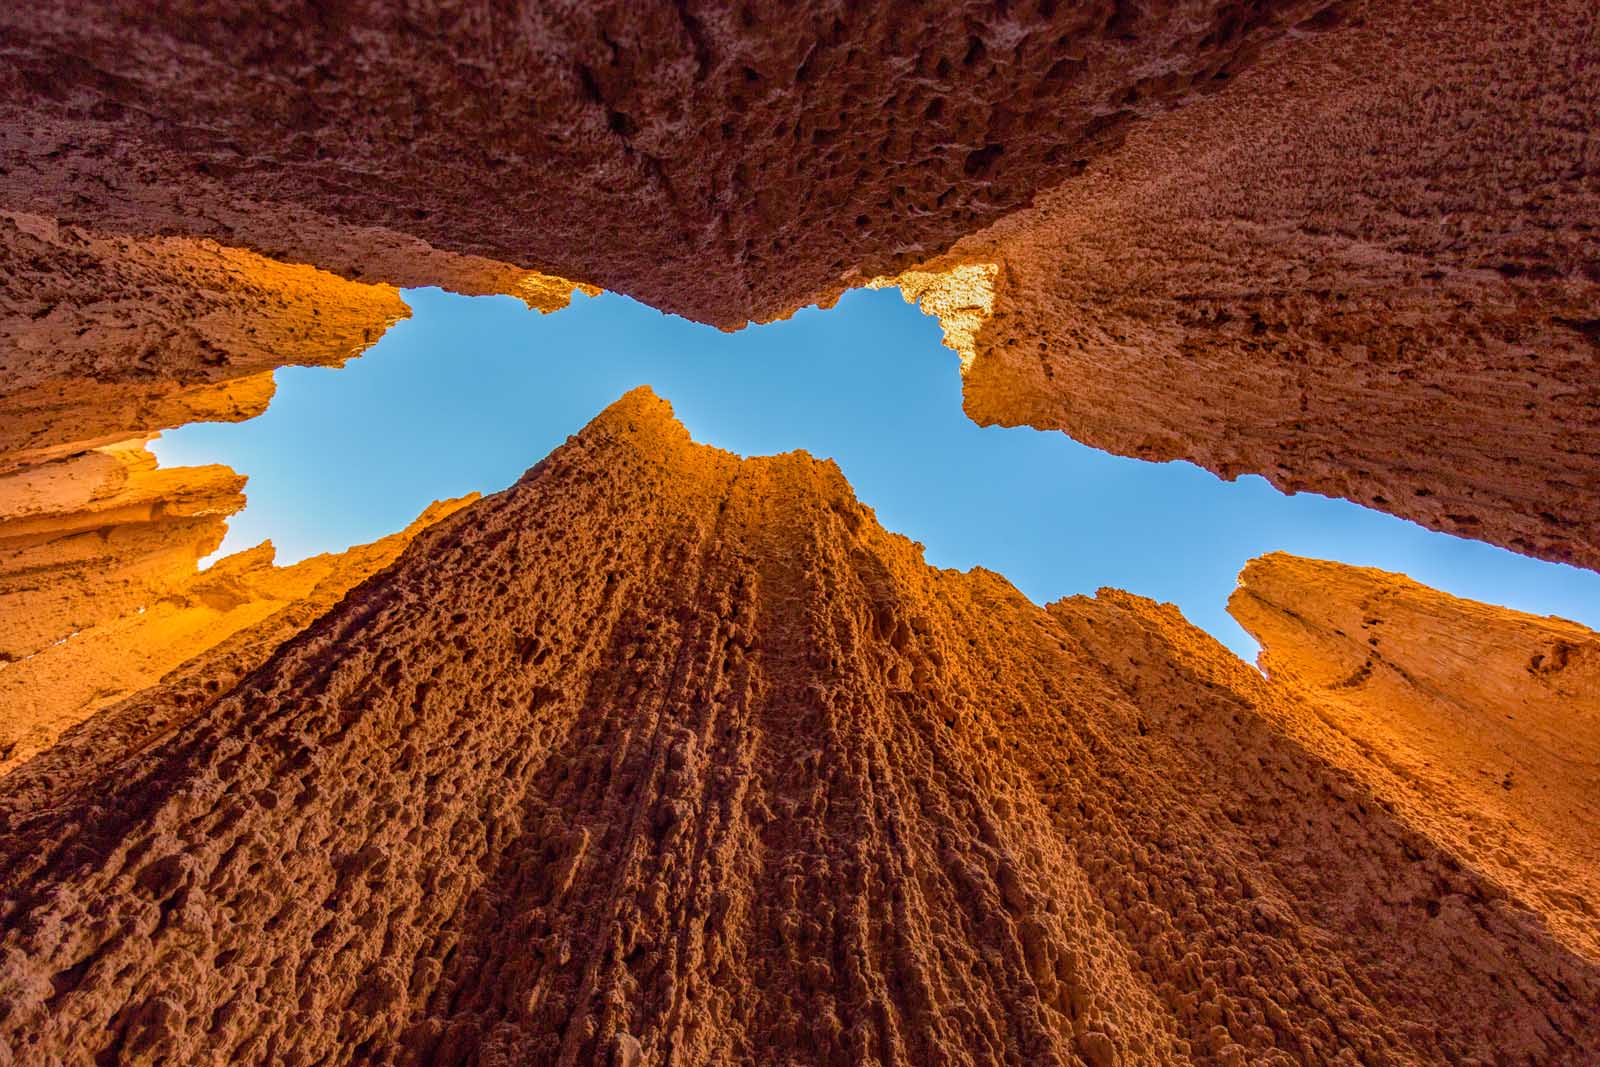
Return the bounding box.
[0,494,477,776]
[0,212,410,468]
[1,391,1593,1065]
[910,0,1600,569]
[1230,552,1600,960]
[0,441,245,663]
[0,1,1594,571]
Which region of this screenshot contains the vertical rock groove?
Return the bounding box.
[2,391,1594,1065]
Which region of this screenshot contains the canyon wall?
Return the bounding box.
[900,0,1600,569]
[2,0,1595,572]
[0,441,245,664]
[1230,552,1600,960]
[0,213,410,472]
[0,0,1332,324]
[1,390,1595,1066]
[0,5,1595,1055]
[0,494,476,777]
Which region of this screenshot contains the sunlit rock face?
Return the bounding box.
[0,5,1596,1056]
[0,212,412,471]
[1230,552,1600,960]
[0,442,245,666]
[1,391,1595,1066]
[0,494,476,776]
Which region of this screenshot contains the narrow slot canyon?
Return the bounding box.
[0,2,1597,1064]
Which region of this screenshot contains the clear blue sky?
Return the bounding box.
[153,286,1600,661]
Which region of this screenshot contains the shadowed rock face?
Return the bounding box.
[2,390,1594,1066]
[906,0,1600,569]
[2,0,1596,573]
[1230,553,1600,960]
[0,0,1334,324]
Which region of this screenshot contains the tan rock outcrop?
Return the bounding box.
[0,441,245,664]
[0,494,477,776]
[1,390,1593,1065]
[1230,552,1600,960]
[0,212,412,469]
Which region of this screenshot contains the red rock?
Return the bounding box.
[0,1,1327,324]
[1,391,1593,1065]
[0,493,477,776]
[0,212,411,470]
[1,0,1593,568]
[902,0,1600,569]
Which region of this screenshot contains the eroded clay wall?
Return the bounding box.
[1,391,1594,1065]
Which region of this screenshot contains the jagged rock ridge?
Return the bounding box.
[1,390,1594,1066]
[0,441,245,666]
[1230,553,1600,961]
[0,493,477,776]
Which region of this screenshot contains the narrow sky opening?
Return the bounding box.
[152,286,1600,661]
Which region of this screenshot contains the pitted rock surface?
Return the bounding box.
[0,212,409,469]
[0,1,1332,324]
[1,390,1594,1066]
[929,0,1600,569]
[0,0,1596,570]
[0,495,477,777]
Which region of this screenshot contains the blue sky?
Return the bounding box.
[153,286,1600,661]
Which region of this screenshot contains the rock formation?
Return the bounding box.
[0,441,246,665]
[1,2,1597,1058]
[1,390,1595,1066]
[0,0,1333,325]
[914,0,1600,570]
[0,494,476,776]
[1230,553,1600,960]
[2,0,1595,571]
[0,212,411,472]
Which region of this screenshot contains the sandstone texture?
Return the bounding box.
[2,5,1598,1058]
[0,494,476,777]
[1230,553,1600,961]
[0,0,1329,325]
[1,390,1595,1066]
[0,0,1595,571]
[0,441,245,665]
[0,212,410,470]
[922,0,1600,569]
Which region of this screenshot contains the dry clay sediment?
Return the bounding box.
[1,390,1595,1066]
